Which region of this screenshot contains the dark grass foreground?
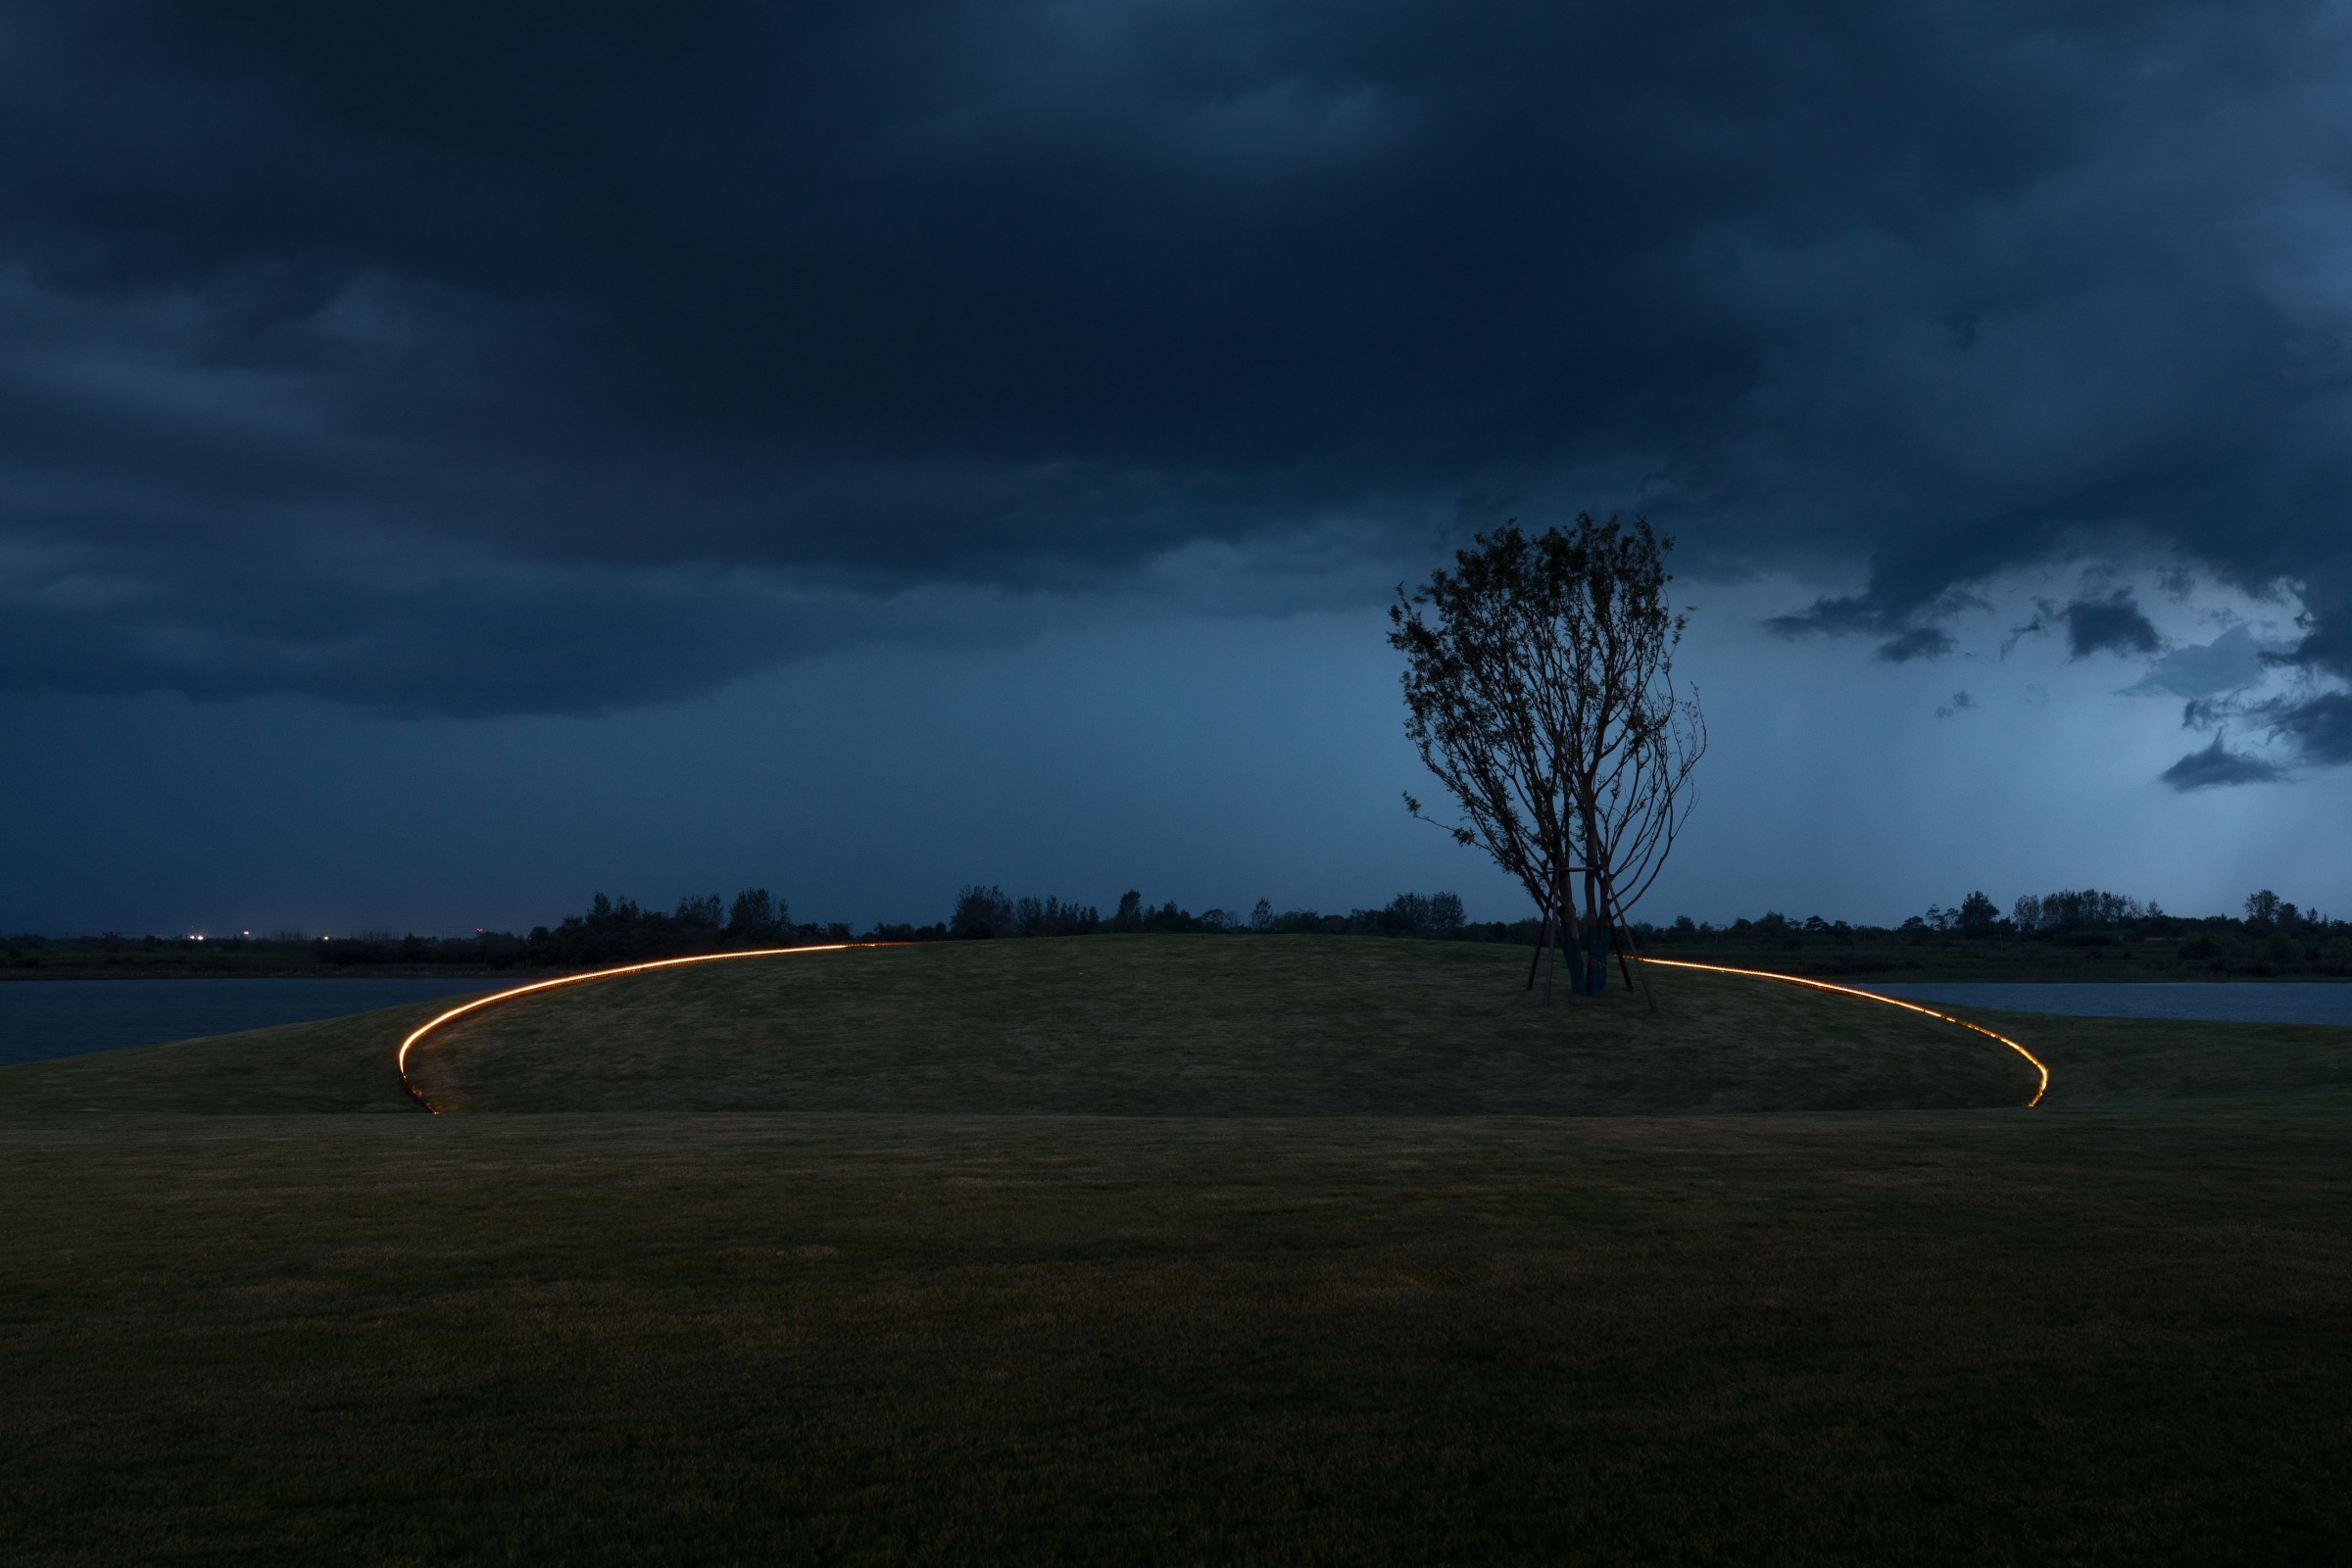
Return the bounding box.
[2,938,2348,1564]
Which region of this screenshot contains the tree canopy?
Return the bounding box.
[1390,515,1705,955]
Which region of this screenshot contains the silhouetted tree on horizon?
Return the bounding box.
[1391,515,1705,1004]
[727,888,787,943]
[951,884,1017,939]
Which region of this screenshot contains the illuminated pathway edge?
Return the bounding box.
[396,944,861,1113]
[1640,956,2049,1107]
[395,943,2048,1114]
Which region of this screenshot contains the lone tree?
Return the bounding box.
[1389,515,1705,1003]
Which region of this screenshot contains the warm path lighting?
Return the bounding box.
[395,944,863,1112]
[394,944,2050,1113]
[1642,957,2049,1106]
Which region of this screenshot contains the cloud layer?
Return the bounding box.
[5,1,2352,726]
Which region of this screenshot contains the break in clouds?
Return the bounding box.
[3,0,2351,781]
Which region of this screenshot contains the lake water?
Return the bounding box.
[1862,981,2352,1026]
[0,978,508,1067]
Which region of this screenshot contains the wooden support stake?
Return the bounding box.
[1542,891,1560,1004]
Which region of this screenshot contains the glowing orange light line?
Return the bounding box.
[1639,956,2049,1107]
[395,943,867,1113]
[394,943,2048,1112]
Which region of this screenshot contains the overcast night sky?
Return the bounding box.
[5,1,2352,936]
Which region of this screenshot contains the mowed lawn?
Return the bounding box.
[412,937,2052,1115]
[2,938,2348,1564]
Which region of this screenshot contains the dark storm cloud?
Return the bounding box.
[2162,734,2286,792]
[2061,592,2161,660]
[1764,589,1978,662]
[6,0,2352,717]
[1874,626,1959,664]
[2260,691,2352,767]
[1978,590,2165,667]
[0,544,814,716]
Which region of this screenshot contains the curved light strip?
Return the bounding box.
[395,943,2048,1113]
[396,943,862,1113]
[1639,956,2049,1107]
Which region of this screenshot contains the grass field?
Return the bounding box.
[409,939,2053,1114]
[4,937,2348,1563]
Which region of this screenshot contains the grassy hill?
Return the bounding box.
[3,937,2349,1564]
[407,937,2047,1114]
[10,935,2344,1119]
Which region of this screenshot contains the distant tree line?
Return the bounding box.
[938,886,1474,941]
[2,885,1487,974]
[507,888,857,967]
[8,884,2346,978]
[1637,887,2352,977]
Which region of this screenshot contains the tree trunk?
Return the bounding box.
[1557,872,1586,1003]
[1610,883,1659,1011]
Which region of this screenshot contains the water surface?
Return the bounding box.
[0,978,507,1067]
[1862,981,2352,1026]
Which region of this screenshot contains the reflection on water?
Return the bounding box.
[0,978,507,1067]
[1863,981,2352,1026]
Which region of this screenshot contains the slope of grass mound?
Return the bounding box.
[5,938,2346,1120]
[405,936,2043,1114]
[0,1001,443,1117]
